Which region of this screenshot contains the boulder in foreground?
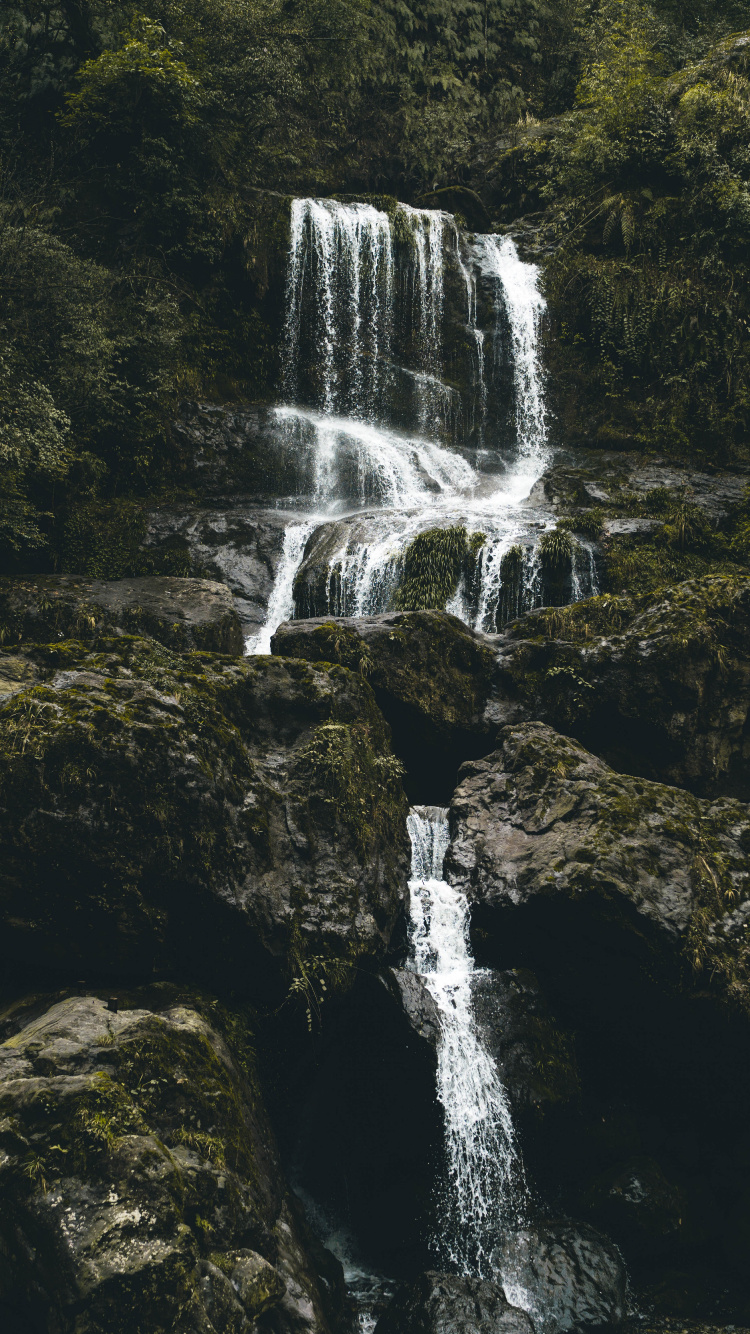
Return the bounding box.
[0,991,344,1334]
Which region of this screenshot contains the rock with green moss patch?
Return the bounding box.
[0,575,243,656]
[0,637,408,985]
[497,575,750,799]
[446,721,750,1013]
[271,611,504,800]
[0,990,344,1333]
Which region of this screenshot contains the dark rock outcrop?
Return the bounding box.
[142,507,294,639]
[0,575,243,656]
[497,575,750,799]
[271,611,507,800]
[0,991,344,1334]
[445,720,750,1012]
[0,637,408,986]
[373,1271,534,1334]
[493,1222,627,1334]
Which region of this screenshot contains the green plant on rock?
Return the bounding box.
[560,508,605,540]
[285,922,355,1032]
[539,526,575,572]
[394,526,477,612]
[296,721,405,857]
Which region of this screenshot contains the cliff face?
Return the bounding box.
[2,573,750,1328]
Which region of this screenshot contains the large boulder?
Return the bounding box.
[0,990,345,1334]
[445,721,750,1015]
[497,576,750,799]
[444,721,750,1293]
[495,1222,627,1334]
[0,576,243,656]
[0,637,408,987]
[373,1271,534,1334]
[271,611,506,801]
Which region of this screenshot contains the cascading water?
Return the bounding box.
[249,195,599,650]
[407,807,528,1274]
[245,519,316,655]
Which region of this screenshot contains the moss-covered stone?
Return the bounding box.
[0,990,344,1334]
[0,575,243,656]
[271,610,501,801]
[497,575,750,799]
[446,721,750,1014]
[0,636,408,985]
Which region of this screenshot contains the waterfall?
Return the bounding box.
[407,807,527,1275]
[244,198,599,655]
[283,198,394,418]
[244,520,315,655]
[477,235,548,464]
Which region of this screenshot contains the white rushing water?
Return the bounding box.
[244,519,316,655]
[407,807,527,1275]
[247,196,598,649]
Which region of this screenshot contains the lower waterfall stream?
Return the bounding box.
[406,806,528,1277]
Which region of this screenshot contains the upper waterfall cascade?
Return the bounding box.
[245,196,598,654]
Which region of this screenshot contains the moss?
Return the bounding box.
[295,720,406,860]
[393,525,471,612]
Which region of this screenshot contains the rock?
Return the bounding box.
[0,991,343,1334]
[471,969,579,1119]
[497,575,750,799]
[535,454,749,526]
[271,610,508,801]
[142,506,294,639]
[0,575,243,656]
[602,518,663,538]
[384,968,442,1048]
[0,637,408,986]
[445,721,750,1012]
[373,1271,534,1334]
[494,1222,627,1334]
[583,1157,688,1259]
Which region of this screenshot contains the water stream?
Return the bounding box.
[407,807,528,1276]
[245,196,598,654]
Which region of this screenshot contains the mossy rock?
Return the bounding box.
[498,575,750,800]
[446,721,750,1016]
[271,610,501,802]
[0,636,408,986]
[0,990,343,1333]
[0,575,243,656]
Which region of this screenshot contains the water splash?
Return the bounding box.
[407,807,528,1275]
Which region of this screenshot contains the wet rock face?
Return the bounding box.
[445,720,750,1008]
[373,1271,535,1334]
[0,638,408,986]
[0,992,344,1334]
[494,1223,627,1334]
[0,575,243,656]
[271,610,509,801]
[143,507,293,639]
[496,575,750,798]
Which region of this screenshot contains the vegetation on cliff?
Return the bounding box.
[0,0,748,566]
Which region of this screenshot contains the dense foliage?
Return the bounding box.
[0,0,748,565]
